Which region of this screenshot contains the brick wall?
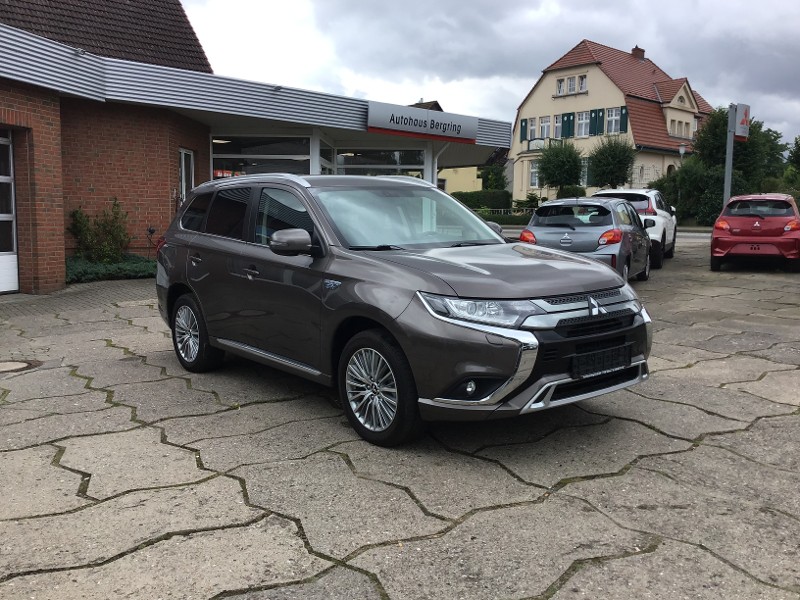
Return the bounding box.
[61,99,209,257]
[0,78,65,294]
[0,81,209,294]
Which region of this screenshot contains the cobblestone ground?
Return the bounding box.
[1,240,798,599]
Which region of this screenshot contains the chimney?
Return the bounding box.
[631,46,645,60]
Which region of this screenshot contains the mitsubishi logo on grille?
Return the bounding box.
[560,233,573,246]
[753,221,761,228]
[587,295,607,316]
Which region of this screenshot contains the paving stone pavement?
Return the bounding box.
[1,240,798,599]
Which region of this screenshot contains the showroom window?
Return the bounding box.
[335,149,424,176]
[212,136,311,178]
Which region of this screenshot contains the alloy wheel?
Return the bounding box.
[345,348,398,432]
[174,305,200,363]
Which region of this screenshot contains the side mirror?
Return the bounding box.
[643,218,656,229]
[486,221,503,235]
[670,206,676,216]
[269,228,312,256]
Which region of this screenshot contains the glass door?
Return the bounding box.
[0,129,18,293]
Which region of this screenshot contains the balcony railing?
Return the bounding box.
[525,138,563,151]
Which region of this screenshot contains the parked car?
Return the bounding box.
[710,193,800,271]
[157,174,652,446]
[592,188,677,268]
[519,197,654,282]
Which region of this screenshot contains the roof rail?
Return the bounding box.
[376,175,437,187]
[208,173,313,187]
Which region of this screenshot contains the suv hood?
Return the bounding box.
[377,243,624,298]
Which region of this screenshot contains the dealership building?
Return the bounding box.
[0,2,510,294]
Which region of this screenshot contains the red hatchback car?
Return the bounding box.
[710,193,800,271]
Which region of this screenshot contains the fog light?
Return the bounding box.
[465,380,477,396]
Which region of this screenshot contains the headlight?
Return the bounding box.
[419,292,544,328]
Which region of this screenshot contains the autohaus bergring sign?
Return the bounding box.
[367,101,479,143]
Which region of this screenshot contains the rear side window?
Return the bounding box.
[255,188,314,245]
[205,187,251,240]
[181,192,213,231]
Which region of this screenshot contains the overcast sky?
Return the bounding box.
[181,0,800,147]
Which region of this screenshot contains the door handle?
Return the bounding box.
[243,267,260,280]
[189,254,203,265]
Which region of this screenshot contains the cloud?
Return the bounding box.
[181,0,800,144]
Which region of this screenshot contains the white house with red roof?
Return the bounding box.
[511,40,713,201]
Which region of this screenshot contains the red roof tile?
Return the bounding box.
[626,96,694,152]
[0,0,212,73]
[544,40,712,112]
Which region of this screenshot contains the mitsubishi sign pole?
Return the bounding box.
[723,103,750,207]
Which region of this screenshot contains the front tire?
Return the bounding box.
[338,329,423,446]
[171,294,224,372]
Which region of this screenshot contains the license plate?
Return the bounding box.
[572,346,631,379]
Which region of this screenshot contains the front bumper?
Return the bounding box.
[397,289,652,422]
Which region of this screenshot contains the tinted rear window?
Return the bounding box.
[533,205,613,227]
[205,187,251,240]
[596,193,650,210]
[180,192,213,231]
[724,200,795,217]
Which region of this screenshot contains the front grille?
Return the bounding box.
[550,366,641,401]
[542,289,621,306]
[555,310,635,337]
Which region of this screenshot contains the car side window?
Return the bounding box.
[255,187,314,246]
[655,195,665,211]
[181,192,213,231]
[629,206,645,228]
[615,204,632,226]
[205,187,251,240]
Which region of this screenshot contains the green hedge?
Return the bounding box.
[451,189,512,210]
[478,213,532,226]
[66,254,156,284]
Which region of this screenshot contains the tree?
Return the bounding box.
[788,136,800,171]
[538,141,582,196]
[479,163,508,190]
[693,107,787,191]
[588,136,636,188]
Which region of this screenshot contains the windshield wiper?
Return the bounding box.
[543,222,576,230]
[348,244,405,251]
[450,241,500,247]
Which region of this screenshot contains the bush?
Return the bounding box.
[451,189,512,210]
[66,254,156,284]
[68,199,132,263]
[556,185,586,199]
[479,213,531,226]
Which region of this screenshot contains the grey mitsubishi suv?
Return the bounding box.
[157,174,652,446]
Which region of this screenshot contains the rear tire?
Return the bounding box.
[171,294,224,372]
[710,256,723,272]
[338,329,424,447]
[651,236,665,269]
[636,251,651,281]
[664,229,676,258]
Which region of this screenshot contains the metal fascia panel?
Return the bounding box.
[0,23,105,100]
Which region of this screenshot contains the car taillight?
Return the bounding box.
[598,229,623,245]
[784,220,800,232]
[155,235,167,254]
[714,220,730,231]
[519,229,536,244]
[641,208,658,216]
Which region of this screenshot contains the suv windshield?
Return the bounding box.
[533,204,613,227]
[311,185,505,248]
[725,200,794,217]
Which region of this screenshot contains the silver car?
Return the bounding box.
[519,197,653,281]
